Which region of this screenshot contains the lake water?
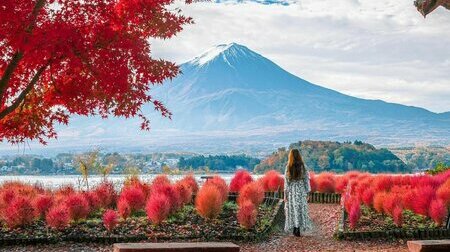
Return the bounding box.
[0,174,261,189]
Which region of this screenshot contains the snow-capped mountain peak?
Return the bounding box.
[153,43,449,146]
[20,43,448,153]
[188,42,258,66]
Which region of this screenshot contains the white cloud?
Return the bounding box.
[151,0,450,112]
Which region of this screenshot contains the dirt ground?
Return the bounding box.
[240,204,409,252]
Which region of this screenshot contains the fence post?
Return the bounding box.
[339,204,346,232]
[446,212,450,229]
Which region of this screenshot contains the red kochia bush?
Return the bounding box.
[344,196,359,214]
[103,209,119,231]
[229,170,253,193]
[84,191,101,212]
[237,200,257,230]
[373,192,387,213]
[117,198,131,219]
[5,196,35,228]
[195,184,223,219]
[64,193,90,221]
[151,183,181,213]
[361,188,375,207]
[0,188,16,219]
[93,182,117,209]
[315,173,335,193]
[349,203,361,230]
[54,185,75,198]
[0,182,40,199]
[237,181,264,207]
[355,182,370,200]
[335,176,349,193]
[261,170,284,192]
[429,199,448,226]
[390,185,408,197]
[401,190,416,211]
[413,175,440,189]
[204,176,229,203]
[119,186,145,212]
[436,170,450,183]
[346,171,363,180]
[373,176,393,192]
[33,194,53,219]
[393,206,403,227]
[436,180,450,207]
[179,174,198,194]
[46,206,70,230]
[413,186,435,216]
[0,188,16,205]
[383,194,401,216]
[146,193,171,225]
[124,178,151,199]
[175,181,193,205]
[152,175,171,187]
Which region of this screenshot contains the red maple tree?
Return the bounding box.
[0,0,193,144]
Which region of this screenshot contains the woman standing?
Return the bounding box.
[284,149,313,236]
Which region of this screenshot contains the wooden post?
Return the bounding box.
[446,212,450,229]
[339,204,346,232]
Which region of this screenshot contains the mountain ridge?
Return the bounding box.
[186,43,448,118]
[0,42,448,154]
[151,42,449,143]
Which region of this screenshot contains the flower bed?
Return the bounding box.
[335,170,450,240]
[335,205,450,240]
[3,168,448,243]
[352,206,440,232]
[0,199,283,246]
[0,171,286,245]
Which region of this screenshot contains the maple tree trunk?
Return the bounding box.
[0,52,24,102]
[0,61,51,120]
[0,0,47,119]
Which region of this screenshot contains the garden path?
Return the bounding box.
[240,203,409,252]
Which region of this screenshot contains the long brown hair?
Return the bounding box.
[286,149,306,181]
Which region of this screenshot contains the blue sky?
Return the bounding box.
[152,0,450,113]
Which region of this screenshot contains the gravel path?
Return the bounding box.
[1,204,409,252]
[241,204,409,252]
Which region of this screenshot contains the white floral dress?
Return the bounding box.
[284,166,313,233]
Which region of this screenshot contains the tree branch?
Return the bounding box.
[0,51,24,102]
[0,0,47,105]
[25,0,47,33]
[0,60,51,120]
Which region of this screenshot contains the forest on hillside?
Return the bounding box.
[390,146,450,171]
[254,140,409,174]
[177,155,260,172]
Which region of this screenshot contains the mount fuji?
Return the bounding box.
[149,43,449,146]
[1,43,449,154]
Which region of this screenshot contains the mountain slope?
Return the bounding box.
[150,43,449,145]
[1,43,448,154]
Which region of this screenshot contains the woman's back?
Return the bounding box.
[284,149,313,236]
